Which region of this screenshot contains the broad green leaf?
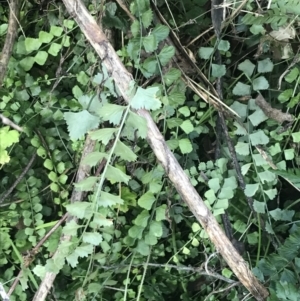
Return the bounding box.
[82,232,103,245]
[235,142,250,156]
[278,89,293,103]
[241,163,252,175]
[284,148,294,160]
[76,71,89,85]
[231,101,247,119]
[142,57,158,77]
[250,24,266,35]
[92,213,113,227]
[135,210,150,227]
[198,47,214,59]
[0,127,19,149]
[264,188,277,200]
[20,57,35,71]
[106,165,130,184]
[152,24,169,42]
[179,138,192,154]
[34,51,48,65]
[48,171,57,182]
[248,109,268,126]
[75,243,94,258]
[258,58,274,73]
[252,153,266,166]
[168,92,185,106]
[180,120,194,134]
[213,198,228,210]
[285,67,299,83]
[141,9,153,28]
[144,232,157,245]
[269,208,295,221]
[233,82,251,96]
[50,25,63,36]
[292,132,300,142]
[98,191,124,207]
[79,95,102,113]
[130,86,161,110]
[64,110,99,140]
[192,223,201,232]
[218,187,234,199]
[130,20,140,37]
[149,221,163,237]
[128,225,144,239]
[249,130,269,145]
[253,200,265,213]
[158,46,175,66]
[218,40,230,51]
[178,106,190,117]
[143,35,158,52]
[44,159,53,170]
[155,205,166,221]
[212,64,226,77]
[127,111,148,139]
[66,202,93,219]
[208,178,220,194]
[258,170,276,183]
[62,220,81,236]
[163,68,181,86]
[74,177,97,191]
[138,191,155,210]
[89,128,118,145]
[238,59,255,77]
[136,239,150,256]
[252,76,269,91]
[234,121,247,135]
[38,31,54,43]
[48,42,62,56]
[114,141,137,161]
[25,38,42,52]
[82,152,108,166]
[245,183,259,197]
[97,103,125,125]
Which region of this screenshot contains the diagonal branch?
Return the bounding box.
[35,1,269,300]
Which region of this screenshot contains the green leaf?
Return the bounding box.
[130,20,140,37]
[20,57,35,71]
[149,221,163,237]
[136,239,150,255]
[212,64,226,77]
[257,58,274,73]
[127,111,148,139]
[62,220,81,236]
[66,202,93,219]
[130,86,161,110]
[264,188,277,200]
[238,59,255,77]
[278,89,293,103]
[92,213,113,227]
[34,51,48,65]
[152,24,169,42]
[138,191,155,210]
[269,208,295,221]
[163,68,181,86]
[178,106,190,117]
[192,223,201,232]
[180,120,194,134]
[106,165,130,184]
[97,103,125,125]
[155,205,166,221]
[98,191,124,207]
[50,25,63,36]
[258,170,276,183]
[245,183,259,197]
[25,38,42,52]
[285,67,299,83]
[74,177,97,191]
[64,110,99,140]
[135,210,150,227]
[179,138,192,154]
[44,159,53,170]
[114,141,137,161]
[292,132,300,142]
[38,31,54,43]
[233,82,251,96]
[48,42,62,56]
[82,232,103,245]
[208,179,220,194]
[253,200,265,213]
[235,142,250,156]
[252,76,269,91]
[158,46,175,66]
[218,40,230,51]
[284,148,294,160]
[248,108,268,126]
[143,35,158,52]
[144,232,158,245]
[249,130,269,145]
[128,225,144,239]
[76,71,89,85]
[0,127,19,149]
[141,9,153,28]
[89,128,117,145]
[82,152,108,166]
[198,47,214,59]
